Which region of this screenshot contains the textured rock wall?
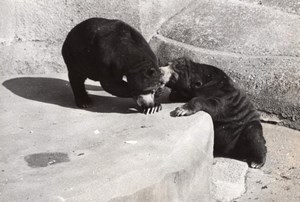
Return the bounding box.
[0,0,140,75]
[0,0,193,75]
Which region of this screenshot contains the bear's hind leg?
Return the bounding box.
[68,72,92,108]
[233,121,267,169]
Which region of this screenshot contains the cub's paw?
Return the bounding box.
[142,103,162,114]
[247,155,266,169]
[247,144,267,169]
[250,162,264,169]
[75,97,93,108]
[170,105,194,117]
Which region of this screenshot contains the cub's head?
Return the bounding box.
[126,61,163,108]
[159,57,193,90]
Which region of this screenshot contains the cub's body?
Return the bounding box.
[161,58,267,168]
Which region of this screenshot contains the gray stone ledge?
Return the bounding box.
[0,74,214,202]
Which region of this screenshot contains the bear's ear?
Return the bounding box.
[147,68,156,77]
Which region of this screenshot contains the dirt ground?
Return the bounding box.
[236,123,300,202]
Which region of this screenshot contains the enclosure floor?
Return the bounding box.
[0,74,214,201]
[1,74,299,201]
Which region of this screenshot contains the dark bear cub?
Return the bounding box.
[62,18,162,113]
[160,57,267,168]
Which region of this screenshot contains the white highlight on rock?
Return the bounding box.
[125,140,138,144]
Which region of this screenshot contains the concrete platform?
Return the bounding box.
[0,74,214,201]
[237,123,300,202]
[150,0,300,130]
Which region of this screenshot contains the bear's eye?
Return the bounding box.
[192,81,202,89]
[147,68,156,77]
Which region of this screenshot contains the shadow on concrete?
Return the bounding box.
[2,77,138,114]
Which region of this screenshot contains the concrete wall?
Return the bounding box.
[0,0,194,76]
[0,0,140,75]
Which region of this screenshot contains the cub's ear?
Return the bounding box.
[171,57,191,71]
[191,81,202,89]
[177,57,189,64]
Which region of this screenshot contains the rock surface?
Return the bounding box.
[211,158,248,202]
[0,74,214,202]
[159,0,300,57]
[239,0,300,15]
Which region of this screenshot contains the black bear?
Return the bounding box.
[62,18,162,113]
[160,57,267,168]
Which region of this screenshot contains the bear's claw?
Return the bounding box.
[170,106,193,117]
[76,97,93,108]
[143,103,162,114]
[249,162,264,169]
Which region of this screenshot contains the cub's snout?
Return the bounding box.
[159,64,174,85]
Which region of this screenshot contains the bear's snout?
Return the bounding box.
[135,93,155,108]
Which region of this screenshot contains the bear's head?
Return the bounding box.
[159,57,193,91]
[126,61,164,108]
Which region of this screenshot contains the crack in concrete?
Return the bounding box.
[234,169,250,201]
[139,0,199,41]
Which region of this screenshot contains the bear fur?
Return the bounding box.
[160,57,267,168]
[62,18,162,111]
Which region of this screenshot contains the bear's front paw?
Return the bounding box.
[75,97,93,108]
[142,103,162,114]
[170,105,194,117]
